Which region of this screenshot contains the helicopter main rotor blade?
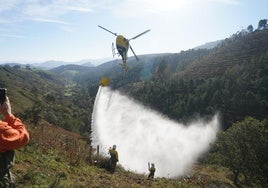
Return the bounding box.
[129,29,150,40]
[130,44,139,61]
[98,25,117,36]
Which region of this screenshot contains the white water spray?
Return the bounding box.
[92,86,219,177]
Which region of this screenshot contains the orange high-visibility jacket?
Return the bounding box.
[0,115,30,153]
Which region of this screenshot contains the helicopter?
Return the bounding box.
[98,25,150,74]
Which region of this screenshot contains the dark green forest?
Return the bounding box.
[128,49,268,130]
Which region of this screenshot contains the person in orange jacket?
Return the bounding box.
[0,96,30,187]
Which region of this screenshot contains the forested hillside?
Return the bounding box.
[128,30,268,129]
[0,66,92,135]
[0,21,267,187]
[60,29,267,130]
[2,27,267,141]
[52,27,267,187]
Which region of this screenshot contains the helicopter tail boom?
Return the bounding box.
[129,45,139,61]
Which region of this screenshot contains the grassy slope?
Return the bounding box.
[12,122,235,188]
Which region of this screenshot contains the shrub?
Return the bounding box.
[214,117,267,187]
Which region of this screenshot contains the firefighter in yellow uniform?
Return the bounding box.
[148,163,155,180]
[108,145,118,173]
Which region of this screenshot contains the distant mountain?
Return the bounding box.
[0,62,30,68]
[49,53,177,84]
[79,57,113,66]
[49,64,93,81]
[0,57,113,70]
[193,40,223,50]
[33,60,95,70]
[32,60,71,70]
[81,62,94,67]
[0,40,220,70]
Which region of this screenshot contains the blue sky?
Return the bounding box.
[0,0,267,63]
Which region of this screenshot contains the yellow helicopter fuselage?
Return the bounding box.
[116,35,129,61]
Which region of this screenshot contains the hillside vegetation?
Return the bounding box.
[126,30,268,129]
[0,66,65,113]
[50,27,267,187]
[13,122,235,187]
[0,66,92,135]
[57,29,268,130]
[0,21,267,187]
[0,65,236,187]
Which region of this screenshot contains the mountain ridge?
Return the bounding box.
[0,39,220,70]
[178,29,268,79]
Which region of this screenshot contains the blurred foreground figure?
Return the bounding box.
[0,95,30,187]
[108,145,119,173]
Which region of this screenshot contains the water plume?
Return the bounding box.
[92,86,219,177]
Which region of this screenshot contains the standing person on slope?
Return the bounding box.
[108,145,119,173]
[0,94,30,187]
